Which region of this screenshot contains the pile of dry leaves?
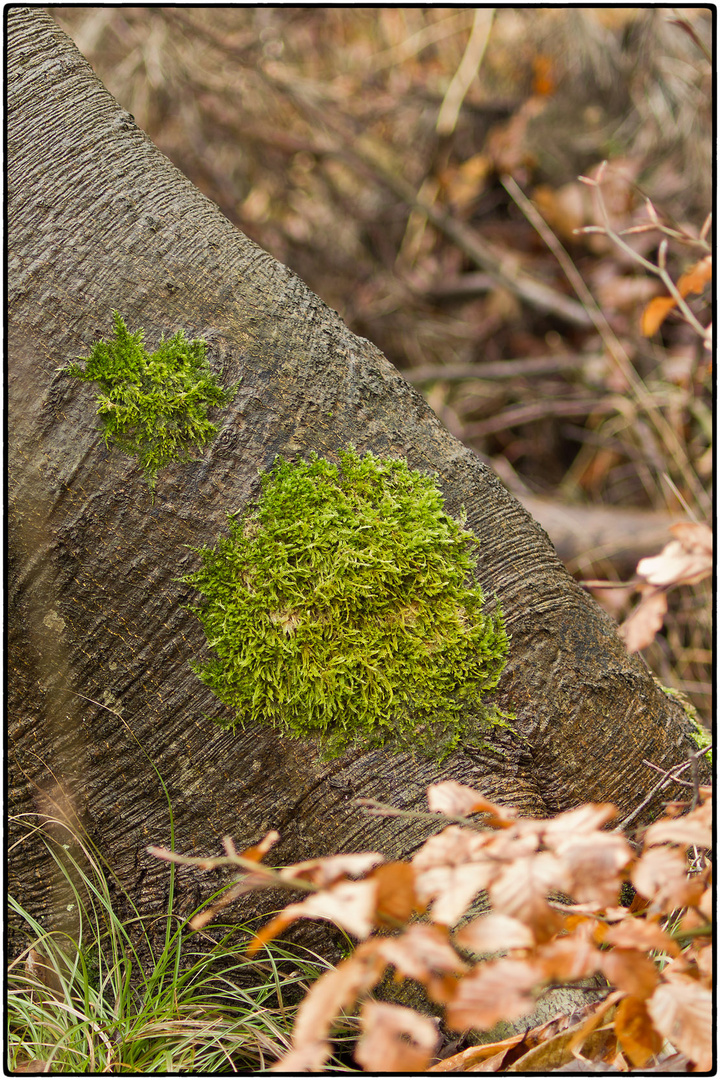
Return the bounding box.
[151,779,712,1073]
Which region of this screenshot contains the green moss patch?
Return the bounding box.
[62,312,239,492]
[184,448,511,760]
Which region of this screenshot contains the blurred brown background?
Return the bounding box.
[50,7,712,718]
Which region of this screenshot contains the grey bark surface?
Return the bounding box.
[8,9,704,947]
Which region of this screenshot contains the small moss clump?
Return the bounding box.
[62,312,238,492]
[184,448,511,760]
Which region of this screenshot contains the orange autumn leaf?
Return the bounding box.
[614,996,664,1069]
[369,861,422,924]
[641,255,712,336]
[599,947,659,1000]
[631,845,705,913]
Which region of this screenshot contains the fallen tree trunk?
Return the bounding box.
[8,8,704,949]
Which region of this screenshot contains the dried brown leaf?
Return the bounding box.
[599,948,659,1000]
[614,996,664,1068]
[248,878,378,953]
[554,832,633,906]
[647,975,713,1071]
[455,913,535,955]
[240,829,281,862]
[643,798,712,849]
[631,846,704,912]
[427,781,517,824]
[542,803,619,843]
[271,1040,332,1073]
[641,294,678,336]
[375,923,468,983]
[370,860,421,924]
[536,933,603,982]
[636,523,712,587]
[355,1001,439,1073]
[291,944,387,1049]
[279,851,384,888]
[603,918,680,957]
[445,958,543,1032]
[427,1031,526,1072]
[488,852,568,940]
[412,826,497,925]
[619,588,668,653]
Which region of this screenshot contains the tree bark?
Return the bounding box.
[8,8,704,947]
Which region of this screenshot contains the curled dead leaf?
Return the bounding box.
[355,1001,439,1073]
[647,975,713,1071]
[445,958,543,1032]
[248,878,378,954]
[619,588,668,653]
[455,912,535,955]
[375,923,468,983]
[427,780,517,824]
[631,845,705,913]
[599,947,659,1000]
[614,996,664,1069]
[643,797,712,849]
[636,522,712,587]
[279,851,385,888]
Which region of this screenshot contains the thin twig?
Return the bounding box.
[504,169,710,517]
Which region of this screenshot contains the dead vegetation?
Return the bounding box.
[152,780,713,1072]
[49,7,712,714]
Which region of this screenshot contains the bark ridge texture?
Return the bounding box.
[8,9,703,938]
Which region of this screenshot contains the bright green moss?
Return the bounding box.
[184,448,512,760]
[62,312,239,493]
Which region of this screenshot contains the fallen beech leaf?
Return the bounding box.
[370,860,421,923]
[455,912,535,955]
[279,851,384,887]
[619,589,668,653]
[488,852,568,940]
[355,1001,439,1073]
[599,947,659,1000]
[640,256,712,337]
[644,798,712,849]
[536,933,603,982]
[412,826,496,925]
[647,975,713,1071]
[553,832,632,906]
[427,1031,526,1072]
[542,803,619,843]
[641,295,677,336]
[636,523,712,587]
[445,958,543,1032]
[676,254,713,297]
[248,878,378,953]
[604,918,680,957]
[614,996,664,1068]
[375,923,468,983]
[291,944,387,1049]
[427,781,517,824]
[631,846,705,912]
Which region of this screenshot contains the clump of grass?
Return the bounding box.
[7,814,346,1073]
